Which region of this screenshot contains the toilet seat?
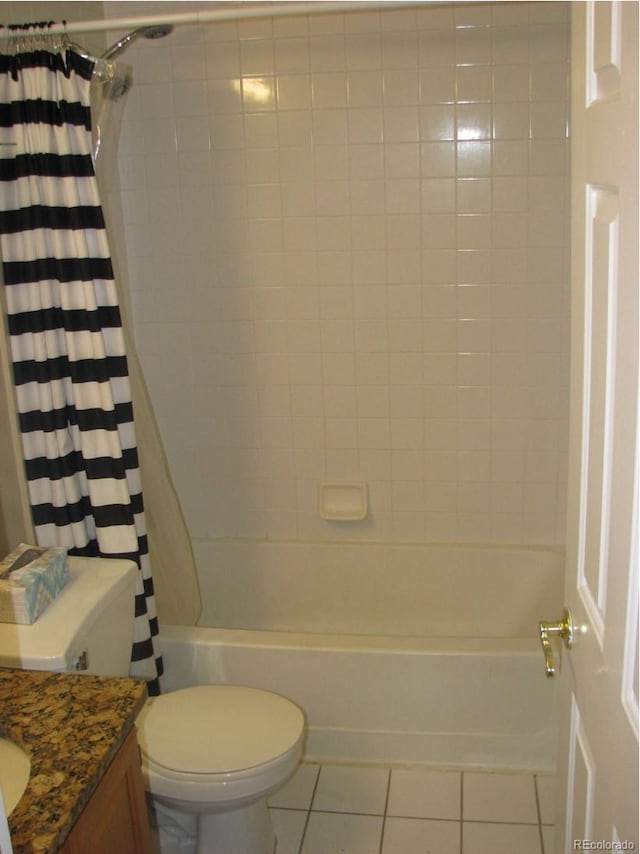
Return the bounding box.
[136,685,305,805]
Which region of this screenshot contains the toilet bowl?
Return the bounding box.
[136,684,305,854]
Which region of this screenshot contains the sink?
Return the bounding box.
[0,738,30,814]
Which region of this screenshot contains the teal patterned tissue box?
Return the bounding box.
[0,543,70,624]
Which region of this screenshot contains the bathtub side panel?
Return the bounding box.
[160,627,558,771]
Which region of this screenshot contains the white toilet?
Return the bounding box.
[137,683,303,854]
[0,556,305,854]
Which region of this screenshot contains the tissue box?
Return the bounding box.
[0,543,70,624]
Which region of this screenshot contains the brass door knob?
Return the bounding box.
[538,608,576,678]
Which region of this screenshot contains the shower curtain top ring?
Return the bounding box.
[2,20,70,56]
[1,19,127,92]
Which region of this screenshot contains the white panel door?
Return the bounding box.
[552,2,639,851]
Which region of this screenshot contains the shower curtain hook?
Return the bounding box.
[60,20,70,54]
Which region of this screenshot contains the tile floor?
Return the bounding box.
[268,763,556,854]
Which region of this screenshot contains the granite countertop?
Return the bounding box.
[0,668,148,853]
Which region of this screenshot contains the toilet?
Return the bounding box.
[137,684,304,854]
[0,556,305,854]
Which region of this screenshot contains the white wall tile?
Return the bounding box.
[112,2,570,552]
[418,30,455,69]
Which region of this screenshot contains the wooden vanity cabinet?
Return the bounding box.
[59,727,152,854]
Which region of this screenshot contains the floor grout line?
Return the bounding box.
[460,770,465,854]
[296,763,321,854]
[275,806,542,826]
[377,768,392,854]
[534,773,546,854]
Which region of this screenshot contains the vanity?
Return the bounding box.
[0,668,152,853]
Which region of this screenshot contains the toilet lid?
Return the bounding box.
[137,685,305,775]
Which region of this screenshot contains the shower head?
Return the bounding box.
[143,25,174,40]
[101,24,174,61]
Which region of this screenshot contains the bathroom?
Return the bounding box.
[0,1,635,853]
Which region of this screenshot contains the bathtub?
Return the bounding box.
[162,543,564,772]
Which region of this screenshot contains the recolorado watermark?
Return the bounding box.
[574,842,636,851]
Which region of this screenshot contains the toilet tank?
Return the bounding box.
[0,556,137,676]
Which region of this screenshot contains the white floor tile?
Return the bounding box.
[387,768,461,820]
[382,817,461,854]
[536,774,557,825]
[541,824,555,854]
[463,821,542,854]
[271,808,308,854]
[269,763,320,810]
[463,771,539,824]
[312,765,389,815]
[301,812,384,854]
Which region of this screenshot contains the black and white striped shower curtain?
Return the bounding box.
[0,31,162,693]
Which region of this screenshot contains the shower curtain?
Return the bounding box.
[0,27,162,692]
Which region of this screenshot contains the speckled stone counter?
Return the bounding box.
[0,668,147,853]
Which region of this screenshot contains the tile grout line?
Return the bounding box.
[304,808,398,818]
[459,818,546,827]
[296,763,322,854]
[377,767,392,854]
[379,814,465,824]
[534,773,546,854]
[460,770,465,854]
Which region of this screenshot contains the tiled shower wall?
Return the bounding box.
[108,1,570,547]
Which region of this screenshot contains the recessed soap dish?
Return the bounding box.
[319,481,368,521]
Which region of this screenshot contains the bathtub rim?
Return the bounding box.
[162,623,543,657]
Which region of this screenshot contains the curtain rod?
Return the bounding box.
[0,1,440,37]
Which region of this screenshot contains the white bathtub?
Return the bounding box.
[161,543,564,772]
